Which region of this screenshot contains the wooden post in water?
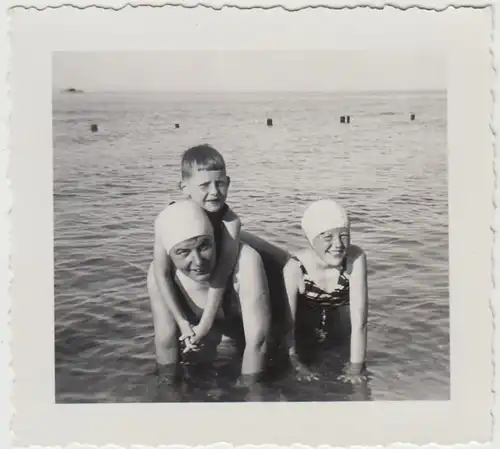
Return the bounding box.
[267,118,273,127]
[346,116,351,124]
[410,114,415,121]
[340,116,346,124]
[90,124,98,133]
[175,123,180,129]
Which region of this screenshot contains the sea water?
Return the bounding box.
[53,90,449,402]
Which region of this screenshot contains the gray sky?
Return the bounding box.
[53,50,446,92]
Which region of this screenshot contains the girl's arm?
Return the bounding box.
[153,214,195,341]
[283,258,319,381]
[283,259,302,355]
[192,208,241,343]
[347,247,369,372]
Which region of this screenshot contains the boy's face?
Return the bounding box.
[181,169,230,213]
[311,226,350,267]
[169,235,216,283]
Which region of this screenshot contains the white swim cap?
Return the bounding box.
[159,200,214,253]
[301,199,350,243]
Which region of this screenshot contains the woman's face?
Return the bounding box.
[169,234,216,282]
[311,226,350,266]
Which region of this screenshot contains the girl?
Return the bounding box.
[283,199,368,384]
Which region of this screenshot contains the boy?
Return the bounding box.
[153,144,241,357]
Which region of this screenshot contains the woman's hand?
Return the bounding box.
[233,373,267,401]
[290,354,320,381]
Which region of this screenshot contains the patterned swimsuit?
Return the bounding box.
[291,255,350,341]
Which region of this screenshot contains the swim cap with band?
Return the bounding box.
[301,199,350,243]
[159,200,214,253]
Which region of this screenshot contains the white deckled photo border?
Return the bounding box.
[4,3,498,449]
[3,0,495,12]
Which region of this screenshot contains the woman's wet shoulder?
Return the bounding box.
[238,242,263,264]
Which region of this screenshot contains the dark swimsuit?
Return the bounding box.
[291,255,350,343]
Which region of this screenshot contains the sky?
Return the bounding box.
[52,50,446,93]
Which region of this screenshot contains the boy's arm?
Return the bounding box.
[153,214,194,340]
[347,248,369,372]
[192,208,241,342]
[212,207,241,289]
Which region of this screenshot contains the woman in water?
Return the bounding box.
[283,199,368,384]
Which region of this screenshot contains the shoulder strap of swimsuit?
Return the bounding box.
[290,256,307,275]
[339,257,349,279]
[220,202,229,217]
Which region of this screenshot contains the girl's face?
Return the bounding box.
[311,226,350,267]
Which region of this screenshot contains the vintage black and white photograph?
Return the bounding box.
[9,5,494,446]
[52,49,449,403]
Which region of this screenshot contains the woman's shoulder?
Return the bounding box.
[233,242,266,281]
[221,205,241,234]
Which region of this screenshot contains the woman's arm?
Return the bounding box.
[347,247,369,371]
[237,245,271,379]
[192,208,241,342]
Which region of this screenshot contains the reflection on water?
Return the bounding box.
[53,90,449,402]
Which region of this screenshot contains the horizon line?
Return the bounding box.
[54,87,447,94]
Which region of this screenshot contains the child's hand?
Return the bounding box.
[180,336,203,354]
[178,319,195,340]
[190,323,210,345]
[337,372,367,384]
[337,362,368,384]
[178,321,201,353]
[290,354,320,382]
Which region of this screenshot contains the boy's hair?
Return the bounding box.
[181,144,227,179]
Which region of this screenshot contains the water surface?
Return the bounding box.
[53,90,449,402]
